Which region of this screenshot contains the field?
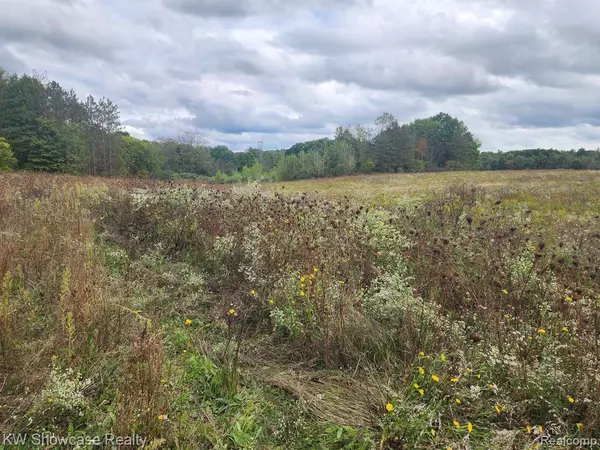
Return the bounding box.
[0,170,599,449]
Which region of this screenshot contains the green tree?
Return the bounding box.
[26,119,66,172]
[0,137,17,171]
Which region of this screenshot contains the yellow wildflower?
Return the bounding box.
[476,374,481,379]
[495,405,502,413]
[228,308,236,315]
[568,396,574,403]
[419,351,425,357]
[418,367,425,375]
[565,296,573,302]
[269,299,274,304]
[250,289,256,296]
[562,327,569,332]
[158,415,166,421]
[300,276,306,282]
[418,389,424,396]
[526,425,531,433]
[537,328,546,334]
[577,423,584,430]
[313,267,319,273]
[300,291,305,296]
[467,422,473,433]
[413,383,419,389]
[430,429,436,437]
[185,319,192,326]
[432,374,440,382]
[538,426,543,433]
[455,398,461,404]
[451,377,459,383]
[453,420,461,429]
[502,289,509,295]
[441,353,446,362]
[160,379,166,384]
[385,403,393,412]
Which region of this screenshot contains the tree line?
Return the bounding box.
[1,68,599,178]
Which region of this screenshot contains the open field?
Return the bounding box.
[1,170,599,449]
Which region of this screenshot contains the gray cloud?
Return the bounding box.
[2,0,600,150]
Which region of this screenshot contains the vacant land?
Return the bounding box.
[1,170,599,449]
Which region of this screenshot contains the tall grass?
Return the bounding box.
[0,170,598,448]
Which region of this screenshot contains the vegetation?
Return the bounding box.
[2,68,598,184]
[1,170,599,448]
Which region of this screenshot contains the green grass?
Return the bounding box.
[0,170,599,449]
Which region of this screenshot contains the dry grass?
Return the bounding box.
[0,169,598,449]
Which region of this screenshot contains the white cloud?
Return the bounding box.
[2,0,600,150]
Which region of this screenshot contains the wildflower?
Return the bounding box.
[476,374,481,379]
[51,355,57,360]
[562,327,569,332]
[228,308,236,315]
[489,383,496,390]
[526,425,531,433]
[419,351,425,357]
[467,422,473,433]
[269,299,274,304]
[453,420,461,429]
[430,429,436,437]
[466,368,473,373]
[528,336,533,340]
[413,383,420,389]
[338,280,344,285]
[456,398,461,404]
[565,296,573,302]
[250,290,256,296]
[300,291,305,296]
[537,328,546,334]
[160,379,166,384]
[185,319,192,326]
[502,289,509,295]
[183,349,187,353]
[432,375,440,382]
[300,276,306,282]
[418,389,424,396]
[418,367,425,375]
[495,405,502,413]
[313,267,319,273]
[451,377,459,383]
[441,353,446,362]
[577,423,584,430]
[157,414,167,421]
[538,426,543,433]
[568,396,575,403]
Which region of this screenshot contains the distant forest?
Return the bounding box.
[1,69,599,180]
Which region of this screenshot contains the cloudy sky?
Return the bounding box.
[2,0,600,151]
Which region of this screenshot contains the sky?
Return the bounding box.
[2,0,600,151]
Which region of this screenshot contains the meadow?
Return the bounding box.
[0,170,599,449]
